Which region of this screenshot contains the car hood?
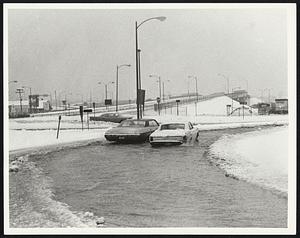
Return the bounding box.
[105,127,149,134]
[151,129,186,137]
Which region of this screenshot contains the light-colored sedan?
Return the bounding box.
[149,121,199,146]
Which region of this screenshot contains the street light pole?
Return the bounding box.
[135,21,140,119]
[162,81,165,102]
[188,75,198,101]
[116,64,131,112]
[149,74,162,100]
[135,16,166,119]
[159,76,162,100]
[218,73,230,95]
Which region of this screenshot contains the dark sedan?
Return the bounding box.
[104,118,159,143]
[90,112,133,123]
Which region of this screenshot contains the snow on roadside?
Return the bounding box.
[207,126,288,195]
[144,114,288,129]
[9,128,108,152]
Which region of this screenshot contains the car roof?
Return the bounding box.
[160,122,190,125]
[125,118,156,121]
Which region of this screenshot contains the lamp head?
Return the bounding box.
[156,16,166,21]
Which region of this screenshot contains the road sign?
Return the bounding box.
[138,89,146,105]
[84,109,93,113]
[105,99,112,105]
[156,97,161,103]
[176,99,180,103]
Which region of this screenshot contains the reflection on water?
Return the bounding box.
[29,128,287,227]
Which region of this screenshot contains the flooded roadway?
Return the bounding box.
[11,127,287,228]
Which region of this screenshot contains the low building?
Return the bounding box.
[255,103,271,115]
[9,101,30,118]
[29,94,52,113]
[275,99,288,114]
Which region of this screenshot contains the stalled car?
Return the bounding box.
[104,118,159,143]
[90,112,132,123]
[149,121,199,146]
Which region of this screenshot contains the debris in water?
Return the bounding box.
[96,217,105,226]
[9,165,19,172]
[84,211,94,217]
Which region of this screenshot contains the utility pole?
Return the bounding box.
[16,88,24,113]
[90,90,92,108]
[55,90,57,110]
[138,49,143,118]
[162,81,165,102]
[159,76,162,100]
[135,21,140,120]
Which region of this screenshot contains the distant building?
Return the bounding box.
[9,101,30,118]
[275,99,288,114]
[255,103,270,115]
[226,90,250,105]
[29,94,52,113]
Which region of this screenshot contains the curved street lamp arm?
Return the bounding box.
[118,64,131,69]
[137,16,166,29]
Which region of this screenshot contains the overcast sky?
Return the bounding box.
[7,6,288,102]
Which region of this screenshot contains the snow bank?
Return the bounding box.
[144,114,288,129]
[187,96,241,115]
[9,128,107,152]
[208,126,288,195]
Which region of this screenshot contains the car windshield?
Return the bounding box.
[160,123,185,130]
[118,120,146,127]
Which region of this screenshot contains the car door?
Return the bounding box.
[185,122,193,141]
[149,120,159,133]
[188,122,198,141]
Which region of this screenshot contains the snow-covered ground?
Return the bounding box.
[208,126,288,195]
[8,95,288,152]
[9,128,108,152]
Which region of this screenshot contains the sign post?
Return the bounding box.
[105,99,112,111]
[56,115,61,139]
[79,106,83,130]
[176,99,180,116]
[156,97,161,115]
[226,105,231,116]
[84,109,93,130]
[93,102,96,118]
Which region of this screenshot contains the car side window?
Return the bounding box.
[149,120,158,127]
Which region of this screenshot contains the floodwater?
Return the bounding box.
[10,127,287,228]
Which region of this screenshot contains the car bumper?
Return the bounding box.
[150,139,184,146]
[105,134,148,143]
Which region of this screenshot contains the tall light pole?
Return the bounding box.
[218,73,230,95]
[149,74,161,100]
[99,81,114,109]
[116,64,131,112]
[188,75,199,101]
[162,79,170,102]
[135,16,166,119]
